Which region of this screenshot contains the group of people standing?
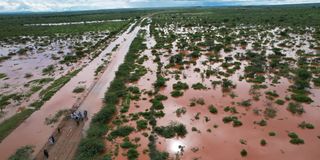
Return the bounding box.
[43,110,88,159]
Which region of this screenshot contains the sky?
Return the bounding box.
[0,0,318,12]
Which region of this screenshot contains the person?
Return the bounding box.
[44,149,49,159]
[83,110,88,118]
[58,127,61,134]
[49,135,55,144]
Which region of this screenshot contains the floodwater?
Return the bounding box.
[0,32,106,123]
[0,21,140,159]
[108,24,320,160]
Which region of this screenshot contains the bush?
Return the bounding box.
[208,105,218,114]
[298,121,314,129]
[290,138,305,145]
[76,138,104,160]
[170,90,184,97]
[291,93,313,103]
[154,94,168,101]
[172,81,189,90]
[155,122,187,138]
[127,148,139,160]
[287,102,304,115]
[240,149,247,157]
[154,76,166,88]
[136,119,148,130]
[238,99,251,107]
[269,132,276,136]
[109,126,135,139]
[275,99,285,105]
[260,139,267,146]
[151,99,165,110]
[192,83,207,90]
[313,77,320,86]
[73,86,85,93]
[255,119,267,126]
[120,140,136,149]
[265,90,279,97]
[9,145,34,160]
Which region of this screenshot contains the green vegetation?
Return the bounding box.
[191,83,207,90]
[75,29,148,160]
[109,126,135,139]
[298,121,314,129]
[0,109,34,142]
[155,122,188,138]
[222,116,242,127]
[170,90,184,97]
[0,73,7,79]
[287,102,304,115]
[40,69,81,101]
[275,99,285,105]
[45,109,69,125]
[288,132,304,145]
[73,86,86,93]
[9,145,34,160]
[269,131,276,136]
[260,139,267,146]
[208,105,218,114]
[136,119,148,130]
[172,81,189,90]
[240,149,247,157]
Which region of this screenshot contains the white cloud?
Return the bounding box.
[0,0,318,12]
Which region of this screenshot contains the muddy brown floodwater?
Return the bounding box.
[0,21,141,159]
[108,24,320,160]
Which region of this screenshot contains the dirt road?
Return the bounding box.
[0,21,141,159]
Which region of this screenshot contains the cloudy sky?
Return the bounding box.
[0,0,318,12]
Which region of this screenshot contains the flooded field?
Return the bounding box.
[100,12,320,160]
[1,5,320,160]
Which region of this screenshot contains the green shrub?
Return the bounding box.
[291,93,313,103]
[255,119,267,126]
[154,76,166,88]
[265,90,279,97]
[269,131,276,136]
[170,90,184,97]
[298,121,314,129]
[136,119,148,130]
[260,139,267,146]
[238,99,251,107]
[208,105,218,114]
[9,145,34,160]
[173,81,189,90]
[151,99,165,110]
[240,149,247,157]
[109,126,135,139]
[76,138,104,160]
[275,99,285,105]
[192,83,207,90]
[313,77,320,86]
[287,102,304,115]
[155,122,187,138]
[73,86,85,93]
[290,138,304,145]
[127,148,139,160]
[120,140,136,149]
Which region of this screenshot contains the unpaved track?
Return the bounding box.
[34,23,142,160]
[0,22,141,159]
